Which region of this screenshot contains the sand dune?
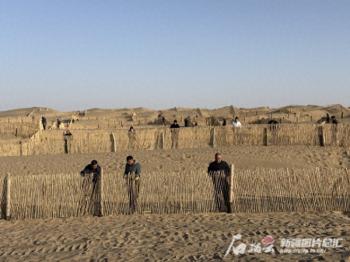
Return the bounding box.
[0,104,349,127]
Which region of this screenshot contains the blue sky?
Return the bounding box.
[1,0,349,111]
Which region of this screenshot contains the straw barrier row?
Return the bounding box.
[0,122,38,139]
[0,124,349,156]
[1,167,349,220]
[231,168,350,213]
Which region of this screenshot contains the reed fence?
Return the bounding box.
[0,124,350,156]
[1,167,349,220]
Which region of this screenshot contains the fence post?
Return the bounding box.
[210,128,216,148]
[263,128,268,146]
[5,173,11,220]
[318,126,325,146]
[161,132,165,149]
[99,168,104,216]
[110,133,116,152]
[331,125,338,146]
[19,141,23,156]
[229,164,234,213]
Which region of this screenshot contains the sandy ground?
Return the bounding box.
[0,212,349,261]
[0,145,349,176]
[0,146,349,261]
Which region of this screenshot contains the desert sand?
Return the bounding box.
[0,212,349,261]
[0,146,349,261]
[0,145,349,176]
[0,105,349,261]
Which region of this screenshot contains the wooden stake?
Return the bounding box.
[210,128,216,148]
[331,125,338,146]
[229,164,234,213]
[263,127,268,146]
[99,168,104,216]
[19,141,23,156]
[5,173,11,220]
[110,133,116,152]
[318,126,325,147]
[161,132,165,149]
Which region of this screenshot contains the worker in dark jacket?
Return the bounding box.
[81,160,101,183]
[170,120,180,129]
[208,153,231,213]
[80,160,102,216]
[124,156,141,213]
[41,116,47,130]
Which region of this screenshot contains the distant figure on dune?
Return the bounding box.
[268,119,279,125]
[184,116,195,127]
[56,118,62,129]
[63,129,73,154]
[317,113,338,125]
[170,120,180,129]
[170,120,180,149]
[157,113,167,126]
[131,112,137,123]
[41,116,47,130]
[268,119,279,131]
[331,115,338,125]
[128,126,137,149]
[268,119,279,143]
[208,153,231,213]
[124,155,141,214]
[80,160,102,216]
[184,117,190,127]
[232,117,242,128]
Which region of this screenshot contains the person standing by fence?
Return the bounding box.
[331,116,339,145]
[232,117,242,128]
[56,118,62,129]
[63,129,73,154]
[79,160,102,216]
[208,153,231,213]
[170,120,180,149]
[41,116,47,130]
[124,155,141,213]
[128,126,137,149]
